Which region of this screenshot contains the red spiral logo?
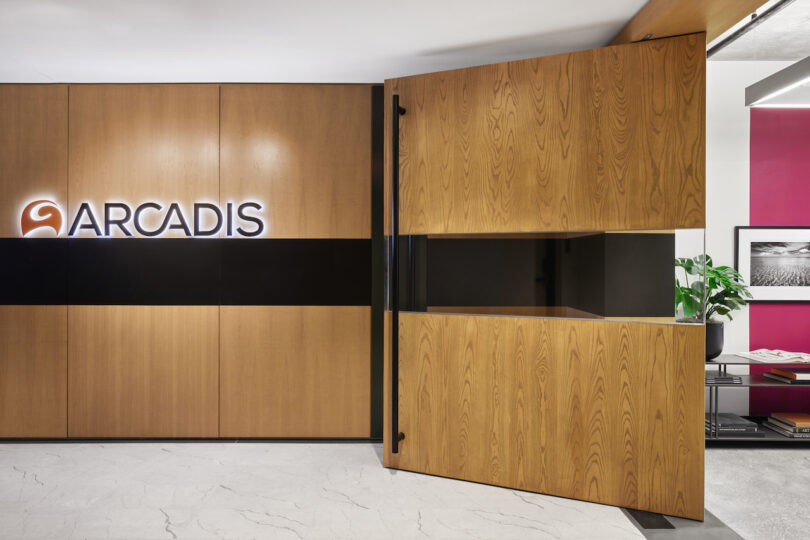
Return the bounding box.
[21,200,63,237]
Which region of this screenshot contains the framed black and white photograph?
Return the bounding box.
[736,226,810,302]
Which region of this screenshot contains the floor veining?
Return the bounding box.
[0,441,641,539]
[2,441,802,539]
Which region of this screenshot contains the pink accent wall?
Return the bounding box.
[749,108,810,416]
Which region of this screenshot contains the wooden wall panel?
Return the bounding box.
[220,306,371,437]
[67,306,219,437]
[221,84,372,239]
[611,0,766,45]
[392,313,704,520]
[0,306,67,437]
[383,312,396,463]
[1,83,376,439]
[0,85,68,238]
[384,88,393,237]
[68,84,219,237]
[386,34,705,235]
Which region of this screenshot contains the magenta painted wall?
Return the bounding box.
[749,108,810,416]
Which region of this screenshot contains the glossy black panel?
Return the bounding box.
[426,239,542,307]
[411,233,674,318]
[0,239,67,304]
[220,239,370,305]
[604,234,675,317]
[0,239,370,306]
[555,235,606,316]
[68,239,221,305]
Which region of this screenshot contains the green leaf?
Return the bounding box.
[674,252,752,320]
[681,294,700,318]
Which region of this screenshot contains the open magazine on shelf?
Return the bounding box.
[735,349,810,364]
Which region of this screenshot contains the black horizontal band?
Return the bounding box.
[0,238,370,306]
[400,233,674,318]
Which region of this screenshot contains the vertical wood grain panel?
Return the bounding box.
[220,306,371,437]
[394,313,704,520]
[68,84,219,237]
[0,306,67,437]
[0,85,67,238]
[386,34,705,235]
[611,0,766,45]
[383,311,399,465]
[220,84,371,239]
[68,306,219,437]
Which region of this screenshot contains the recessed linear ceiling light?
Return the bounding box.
[746,56,810,107]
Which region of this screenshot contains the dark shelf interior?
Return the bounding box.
[705,373,810,388]
[706,416,810,443]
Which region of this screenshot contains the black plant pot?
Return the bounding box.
[706,321,724,360]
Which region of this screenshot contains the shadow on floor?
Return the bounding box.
[623,508,744,540]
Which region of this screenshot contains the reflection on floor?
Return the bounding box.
[0,442,797,539]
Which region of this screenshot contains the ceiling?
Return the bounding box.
[710,0,810,61]
[0,0,647,83]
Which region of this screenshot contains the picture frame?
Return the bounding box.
[735,226,810,303]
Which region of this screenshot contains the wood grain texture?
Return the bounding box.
[68,84,219,237]
[391,313,704,520]
[67,306,219,437]
[611,0,766,45]
[0,306,67,437]
[220,306,371,437]
[383,311,399,466]
[221,84,372,239]
[0,85,68,238]
[427,306,602,319]
[427,232,600,240]
[384,87,393,237]
[386,34,705,235]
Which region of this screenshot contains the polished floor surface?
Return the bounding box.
[0,441,800,539]
[0,442,641,539]
[705,446,810,540]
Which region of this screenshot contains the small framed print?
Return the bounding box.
[736,226,810,302]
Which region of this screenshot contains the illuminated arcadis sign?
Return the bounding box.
[20,199,265,238]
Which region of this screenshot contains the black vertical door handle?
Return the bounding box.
[391,95,406,453]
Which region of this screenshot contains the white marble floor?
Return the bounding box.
[3,441,804,540]
[0,441,644,540]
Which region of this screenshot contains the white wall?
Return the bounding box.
[705,60,791,414]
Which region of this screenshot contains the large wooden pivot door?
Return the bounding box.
[384,34,706,520]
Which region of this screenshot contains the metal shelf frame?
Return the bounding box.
[705,355,810,443]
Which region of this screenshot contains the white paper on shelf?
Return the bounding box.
[735,349,810,363]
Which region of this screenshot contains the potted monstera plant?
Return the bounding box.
[675,255,753,360]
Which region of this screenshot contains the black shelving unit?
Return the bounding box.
[706,354,810,443]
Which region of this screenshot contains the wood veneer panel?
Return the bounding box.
[68,84,219,237]
[426,306,603,319]
[220,85,372,239]
[611,0,766,45]
[67,306,219,437]
[220,306,371,437]
[392,313,704,520]
[383,311,397,465]
[386,34,705,235]
[0,306,67,437]
[0,85,68,238]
